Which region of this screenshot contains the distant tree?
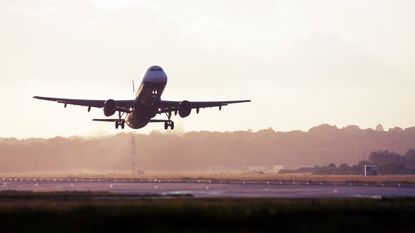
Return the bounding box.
[343,125,360,130]
[404,127,415,133]
[358,160,372,166]
[308,124,338,134]
[338,163,351,174]
[367,150,415,174]
[351,164,363,174]
[369,150,404,167]
[388,127,403,132]
[404,149,415,168]
[375,124,384,132]
[380,164,408,174]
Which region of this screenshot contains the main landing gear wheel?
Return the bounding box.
[164,121,174,130]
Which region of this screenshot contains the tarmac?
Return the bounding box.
[1,177,415,198]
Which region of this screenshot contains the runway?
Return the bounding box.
[1,177,415,198]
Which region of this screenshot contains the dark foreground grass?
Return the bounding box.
[0,195,414,233]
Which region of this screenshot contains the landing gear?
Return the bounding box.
[164,121,174,130]
[115,111,125,129]
[115,120,125,129]
[164,111,174,130]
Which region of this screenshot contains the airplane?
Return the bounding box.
[33,65,251,130]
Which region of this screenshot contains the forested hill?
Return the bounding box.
[0,124,414,173]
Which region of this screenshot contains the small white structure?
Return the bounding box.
[247,166,267,174]
[272,165,284,173]
[364,165,379,176]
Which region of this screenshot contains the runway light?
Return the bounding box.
[70,184,74,187]
[206,186,209,190]
[398,184,401,187]
[109,184,113,188]
[333,189,338,193]
[154,185,158,189]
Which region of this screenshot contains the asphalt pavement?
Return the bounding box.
[1,177,414,198]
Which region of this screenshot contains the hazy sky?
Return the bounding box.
[1,0,414,138]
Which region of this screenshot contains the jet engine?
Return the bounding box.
[178,100,192,118]
[103,99,117,116]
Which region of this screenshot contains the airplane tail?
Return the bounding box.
[132,79,135,93]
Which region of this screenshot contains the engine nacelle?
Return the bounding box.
[178,100,192,118]
[103,99,117,117]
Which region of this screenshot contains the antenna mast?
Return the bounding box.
[130,135,137,175]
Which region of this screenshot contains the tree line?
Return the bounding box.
[282,149,415,175]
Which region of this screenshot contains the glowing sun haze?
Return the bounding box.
[1,0,414,138]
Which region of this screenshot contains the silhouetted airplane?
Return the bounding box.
[34,65,251,130]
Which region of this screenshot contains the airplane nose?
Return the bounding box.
[143,70,167,84]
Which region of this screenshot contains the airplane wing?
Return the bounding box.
[33,96,135,113]
[158,99,251,113]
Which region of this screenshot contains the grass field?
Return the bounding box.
[0,192,414,233]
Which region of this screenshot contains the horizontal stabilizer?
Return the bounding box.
[93,119,124,122]
[149,119,170,123]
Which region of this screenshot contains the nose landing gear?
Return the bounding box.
[163,111,174,130]
[115,120,125,129]
[115,111,125,129]
[164,121,174,130]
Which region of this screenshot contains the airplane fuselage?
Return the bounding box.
[125,66,167,129]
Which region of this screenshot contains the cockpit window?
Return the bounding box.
[150,66,163,71]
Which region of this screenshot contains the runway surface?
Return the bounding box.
[1,177,415,198]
